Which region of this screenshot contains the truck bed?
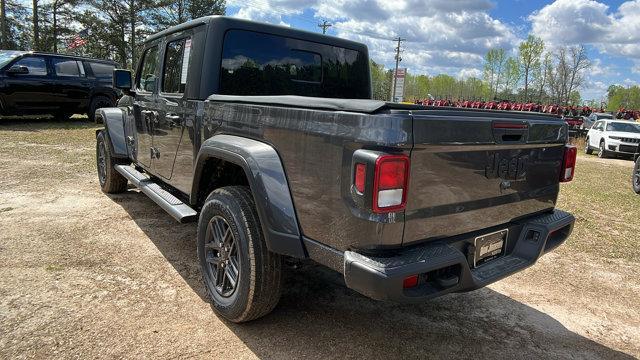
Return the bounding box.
[204,95,567,251]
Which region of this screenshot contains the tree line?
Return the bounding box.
[607,85,640,112]
[0,0,225,67]
[484,36,589,106]
[371,35,593,107]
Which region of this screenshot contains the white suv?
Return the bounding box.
[585,120,640,158]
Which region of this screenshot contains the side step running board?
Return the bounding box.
[115,165,198,223]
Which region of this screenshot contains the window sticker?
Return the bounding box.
[181,38,191,84]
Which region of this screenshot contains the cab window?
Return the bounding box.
[162,38,191,94]
[137,46,159,93]
[13,56,47,76]
[219,29,370,98]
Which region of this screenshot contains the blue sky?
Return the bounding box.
[226,0,640,101]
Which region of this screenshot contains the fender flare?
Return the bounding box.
[95,107,128,158]
[191,134,306,259]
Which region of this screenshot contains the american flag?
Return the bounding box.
[68,29,88,49]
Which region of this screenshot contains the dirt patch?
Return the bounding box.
[0,120,638,359]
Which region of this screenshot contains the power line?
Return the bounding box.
[318,20,332,34]
[391,36,405,102]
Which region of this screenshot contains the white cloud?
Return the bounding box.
[529,0,640,57]
[458,68,483,79]
[314,0,519,76]
[581,79,609,100]
[589,58,619,77]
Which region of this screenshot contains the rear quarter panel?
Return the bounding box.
[203,102,412,251]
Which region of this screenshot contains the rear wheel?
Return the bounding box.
[89,96,114,123]
[197,186,282,323]
[585,137,593,155]
[633,158,640,194]
[96,131,128,193]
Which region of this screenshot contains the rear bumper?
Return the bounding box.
[341,209,574,302]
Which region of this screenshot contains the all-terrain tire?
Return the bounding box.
[89,96,114,123]
[633,157,640,194]
[585,137,593,155]
[197,186,282,323]
[96,131,128,193]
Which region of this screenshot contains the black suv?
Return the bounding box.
[0,50,119,121]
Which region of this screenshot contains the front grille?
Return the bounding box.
[621,138,640,144]
[619,144,638,153]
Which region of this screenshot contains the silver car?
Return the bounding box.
[582,112,613,130]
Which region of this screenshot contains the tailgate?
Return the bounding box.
[403,109,566,245]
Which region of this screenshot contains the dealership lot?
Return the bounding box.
[0,118,638,359]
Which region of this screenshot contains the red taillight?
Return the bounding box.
[354,163,366,193]
[560,145,577,182]
[403,274,419,288]
[373,155,410,213]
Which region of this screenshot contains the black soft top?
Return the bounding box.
[207,95,387,113]
[206,95,562,120]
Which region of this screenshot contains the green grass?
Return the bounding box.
[0,118,101,182]
[558,157,640,261]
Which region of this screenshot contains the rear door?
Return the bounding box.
[153,35,193,180]
[403,109,567,245]
[50,57,92,112]
[133,45,160,169]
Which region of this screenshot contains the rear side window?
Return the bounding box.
[137,47,159,92]
[89,62,115,79]
[162,38,191,94]
[53,59,83,77]
[219,30,370,98]
[13,56,47,76]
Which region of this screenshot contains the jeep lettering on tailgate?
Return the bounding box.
[485,153,529,180]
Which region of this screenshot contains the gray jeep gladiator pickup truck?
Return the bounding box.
[96,16,577,322]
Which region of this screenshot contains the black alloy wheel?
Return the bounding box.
[203,215,241,298]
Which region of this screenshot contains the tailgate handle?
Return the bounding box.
[493,122,528,143]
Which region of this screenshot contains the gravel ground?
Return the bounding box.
[0,118,638,359]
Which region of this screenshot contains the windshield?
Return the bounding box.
[607,122,640,133]
[0,51,23,69]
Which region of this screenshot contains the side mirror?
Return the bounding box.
[6,65,29,75]
[113,69,134,95]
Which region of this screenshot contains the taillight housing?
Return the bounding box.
[372,154,410,213]
[560,145,577,182]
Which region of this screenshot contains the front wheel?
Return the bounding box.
[197,186,282,322]
[633,158,640,194]
[96,131,128,193]
[598,141,608,158]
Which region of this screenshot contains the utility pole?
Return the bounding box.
[318,20,332,34]
[391,36,405,102]
[32,0,39,51]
